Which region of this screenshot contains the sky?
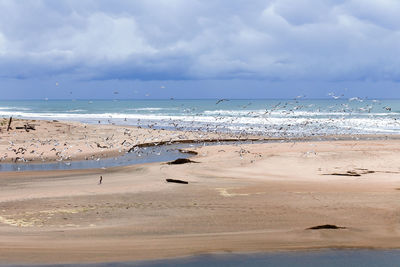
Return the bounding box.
[1,0,400,99]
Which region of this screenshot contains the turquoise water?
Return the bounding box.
[2,250,400,266]
[0,99,399,136]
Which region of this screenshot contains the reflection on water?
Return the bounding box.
[2,250,400,267]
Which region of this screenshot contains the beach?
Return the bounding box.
[3,0,400,265]
[1,119,400,264]
[0,118,257,163]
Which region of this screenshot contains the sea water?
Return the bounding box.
[0,99,399,137]
[2,250,400,267]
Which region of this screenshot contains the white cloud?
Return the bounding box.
[0,32,7,55]
[0,0,399,81]
[49,13,157,62]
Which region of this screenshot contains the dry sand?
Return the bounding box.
[1,120,400,264]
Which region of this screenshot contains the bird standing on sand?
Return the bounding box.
[99,176,103,185]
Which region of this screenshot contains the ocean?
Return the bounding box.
[0,99,399,137]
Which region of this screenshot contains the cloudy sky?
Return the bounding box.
[1,0,400,99]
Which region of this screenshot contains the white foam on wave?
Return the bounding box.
[66,109,87,112]
[203,110,265,116]
[1,109,399,135]
[203,109,395,117]
[0,107,31,111]
[126,107,172,111]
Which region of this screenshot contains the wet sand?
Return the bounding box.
[1,120,400,264]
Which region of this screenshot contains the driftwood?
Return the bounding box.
[167,158,198,165]
[166,178,189,184]
[16,124,36,132]
[307,224,346,230]
[25,124,35,130]
[6,117,12,131]
[326,172,361,177]
[324,170,375,177]
[96,143,108,149]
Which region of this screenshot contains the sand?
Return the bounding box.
[0,118,260,163]
[1,120,400,264]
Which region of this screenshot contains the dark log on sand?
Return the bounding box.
[326,172,361,177]
[6,117,12,131]
[96,143,108,149]
[167,158,198,165]
[16,124,36,132]
[307,224,346,230]
[166,178,189,184]
[324,170,375,177]
[25,124,35,130]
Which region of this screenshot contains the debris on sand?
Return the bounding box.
[167,158,198,165]
[16,123,36,132]
[166,178,189,184]
[7,117,12,131]
[307,224,346,230]
[327,171,361,177]
[324,169,375,177]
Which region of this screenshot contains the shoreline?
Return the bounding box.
[3,249,400,266]
[1,118,400,165]
[0,118,262,164]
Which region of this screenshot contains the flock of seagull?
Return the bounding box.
[0,93,398,166]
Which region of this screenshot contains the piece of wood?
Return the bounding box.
[307,224,346,230]
[96,143,108,149]
[6,117,12,131]
[25,124,35,130]
[166,178,189,184]
[167,158,198,165]
[326,172,361,177]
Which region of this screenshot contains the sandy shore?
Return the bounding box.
[0,118,260,163]
[1,120,400,264]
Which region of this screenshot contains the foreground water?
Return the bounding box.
[2,250,400,267]
[1,99,399,136]
[0,143,189,172]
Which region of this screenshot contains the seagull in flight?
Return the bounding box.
[216,99,229,105]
